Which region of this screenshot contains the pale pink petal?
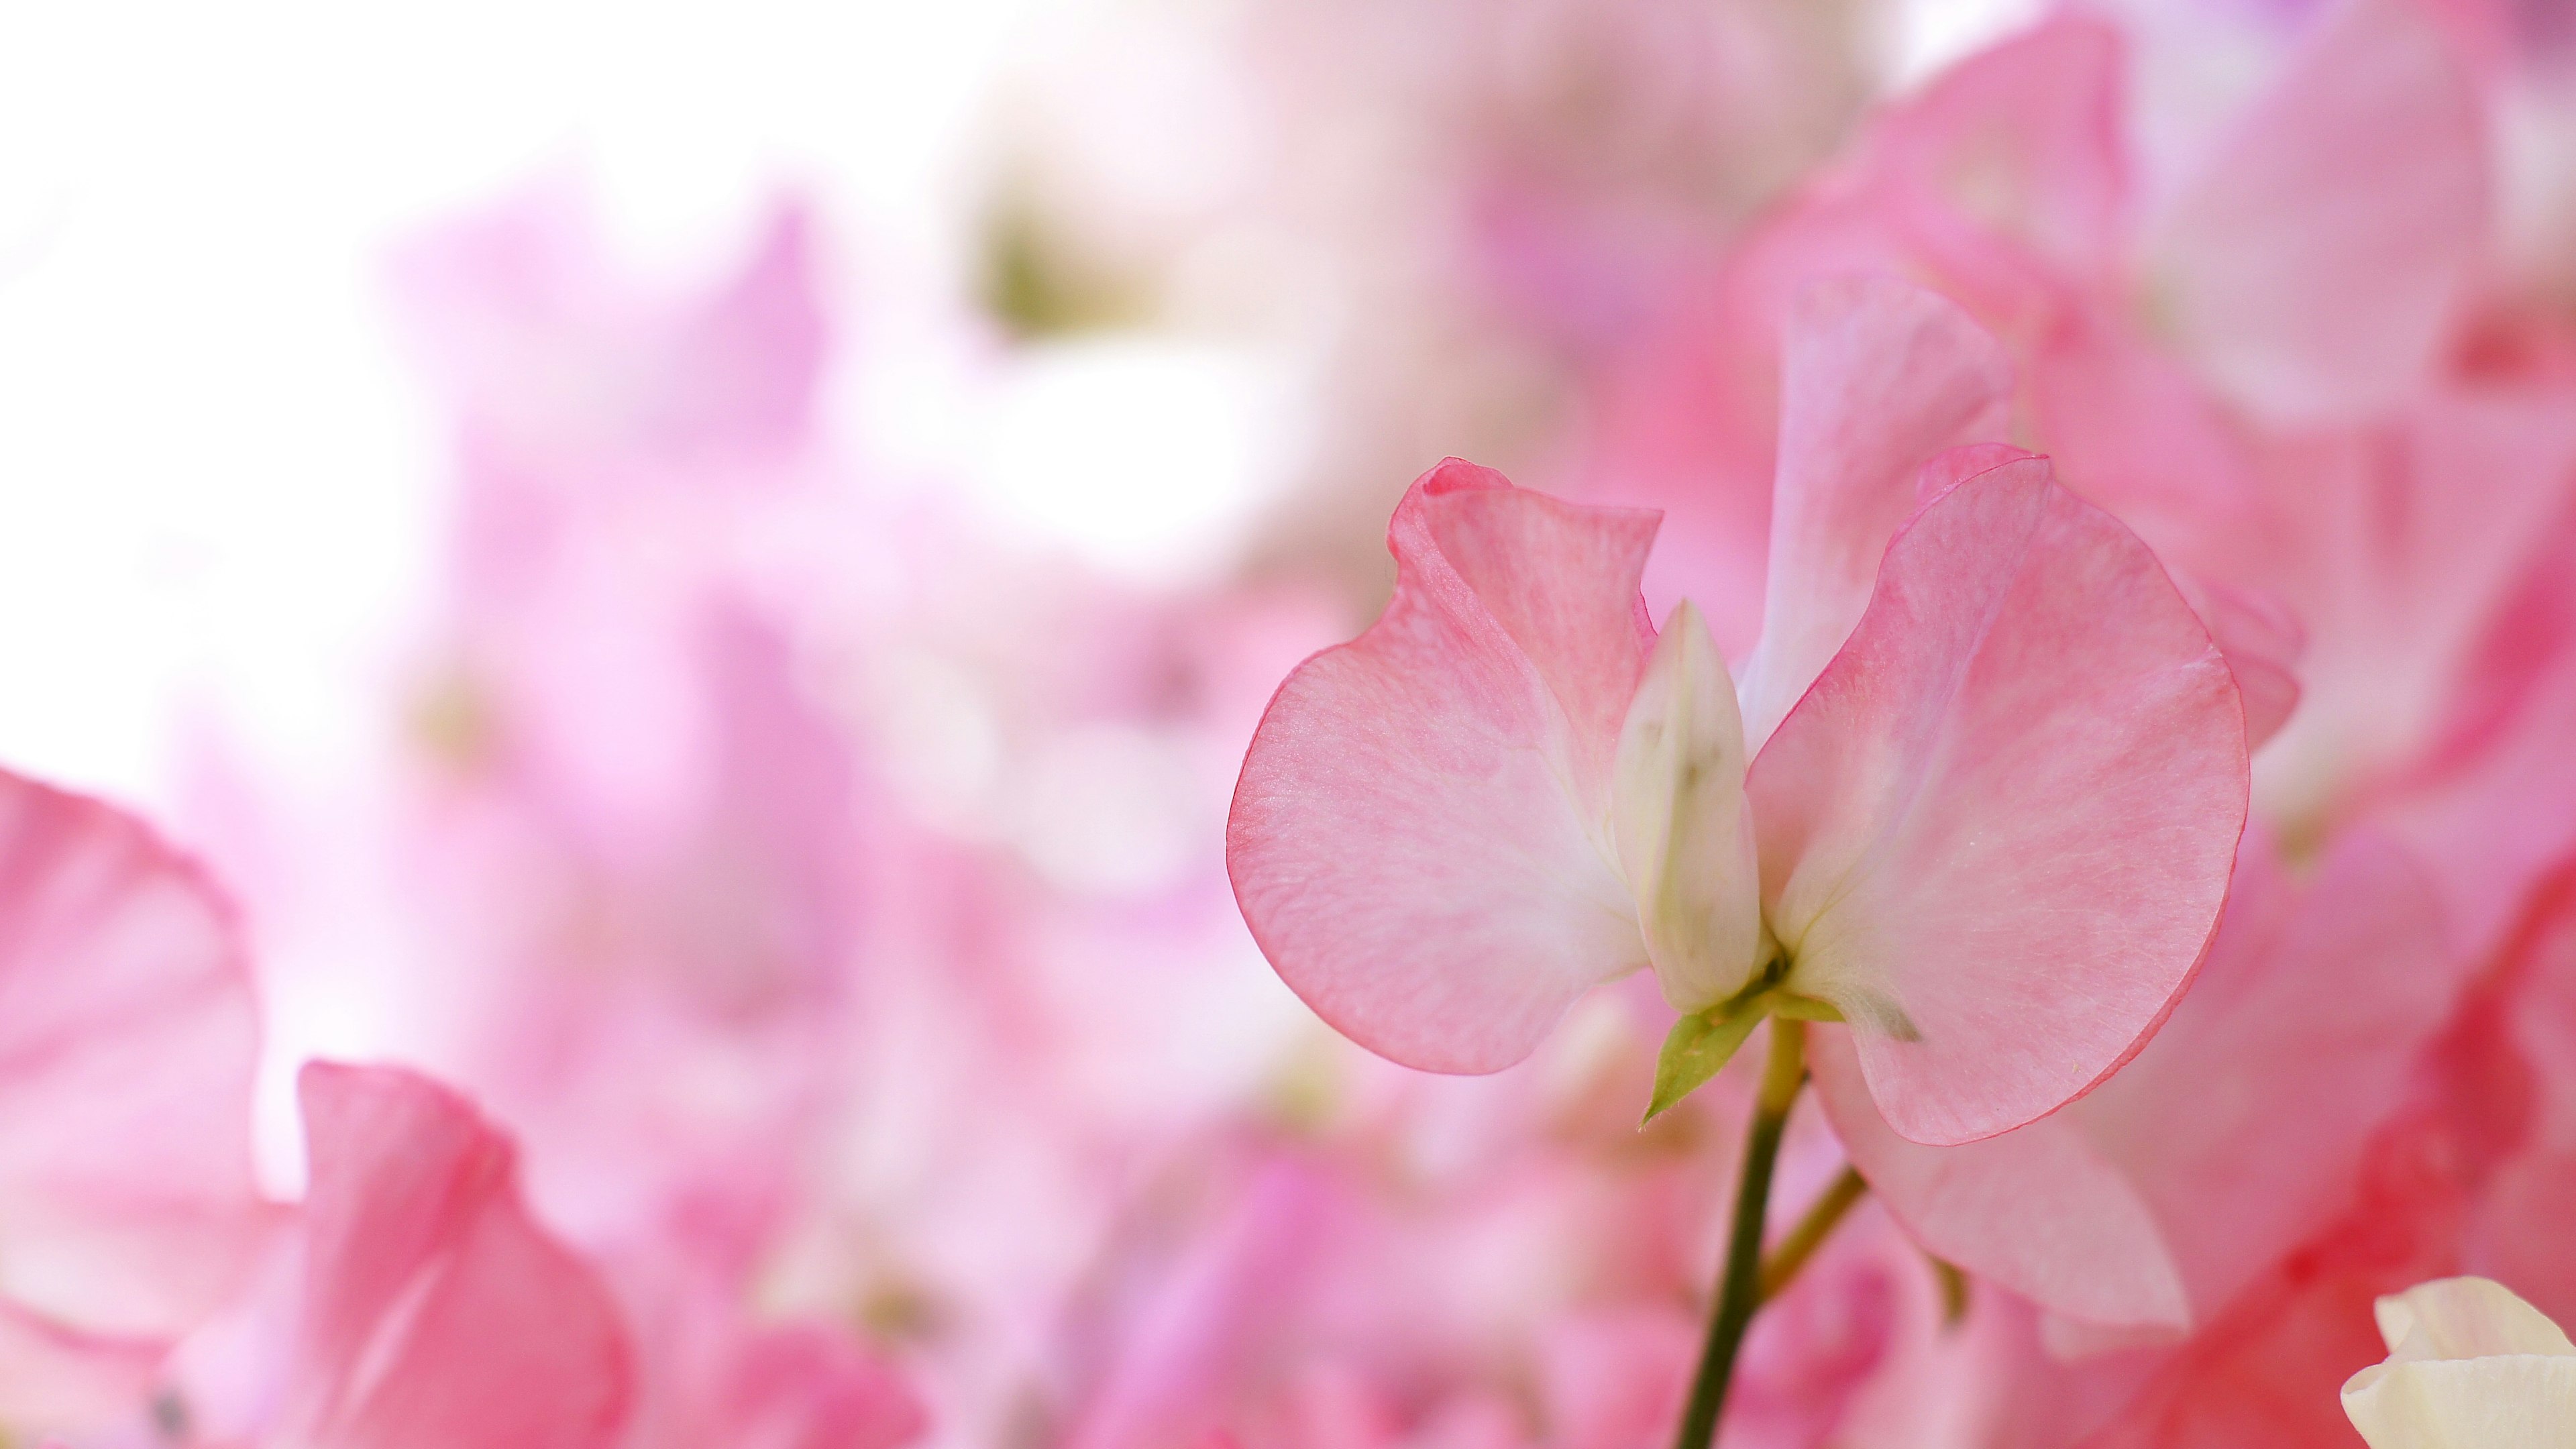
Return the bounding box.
[2148,0,2487,422]
[281,1062,631,1449]
[1741,277,2015,750]
[1228,460,1659,1073]
[1750,455,2247,1144]
[0,773,268,1346]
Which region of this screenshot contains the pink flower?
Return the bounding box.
[1228,274,2249,1146]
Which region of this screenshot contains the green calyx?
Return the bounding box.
[1642,979,1842,1125]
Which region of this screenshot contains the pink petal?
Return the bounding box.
[0,774,268,1345]
[282,1062,631,1449]
[1750,454,2247,1144]
[2147,0,2486,422]
[1228,460,1659,1073]
[1741,277,2015,751]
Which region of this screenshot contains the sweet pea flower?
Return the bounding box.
[2342,1277,2576,1447]
[1229,275,2249,1145]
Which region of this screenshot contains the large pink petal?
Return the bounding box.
[1741,277,2015,750]
[2147,0,2486,423]
[1750,455,2247,1144]
[0,774,268,1347]
[281,1062,632,1449]
[1228,461,1659,1073]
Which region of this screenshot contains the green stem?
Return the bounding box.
[1669,1018,1807,1449]
[1759,1166,1868,1303]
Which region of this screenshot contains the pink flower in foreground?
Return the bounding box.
[1229,275,2249,1146]
[0,773,270,1436]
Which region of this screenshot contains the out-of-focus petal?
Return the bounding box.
[2147,0,2486,423]
[280,1061,632,1449]
[0,773,269,1363]
[1741,277,2015,751]
[1611,600,1761,1012]
[1750,455,2247,1144]
[1229,460,1659,1073]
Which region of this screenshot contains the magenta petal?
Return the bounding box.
[2148,0,2485,423]
[1228,460,1660,1073]
[1742,277,2015,750]
[1750,455,2248,1144]
[283,1062,631,1449]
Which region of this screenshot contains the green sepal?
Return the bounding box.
[1643,998,1768,1125]
[1766,993,1845,1023]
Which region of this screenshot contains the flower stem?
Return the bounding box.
[1759,1165,1867,1302]
[1669,1017,1807,1449]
